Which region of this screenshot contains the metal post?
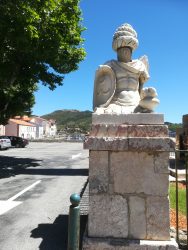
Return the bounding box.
[175,150,179,244]
[185,152,188,247]
[67,193,80,250]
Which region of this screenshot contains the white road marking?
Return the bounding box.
[0,180,41,215]
[8,180,41,201]
[71,153,82,159]
[0,201,22,215]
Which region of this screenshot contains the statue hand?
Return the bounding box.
[139,87,159,112]
[140,87,158,99]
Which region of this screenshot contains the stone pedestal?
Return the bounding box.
[83,114,178,250]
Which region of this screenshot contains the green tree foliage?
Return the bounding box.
[0,0,86,124]
[165,122,182,132]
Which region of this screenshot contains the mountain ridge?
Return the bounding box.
[41,109,181,133]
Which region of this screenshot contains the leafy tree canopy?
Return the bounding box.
[165,122,182,132]
[0,0,86,124]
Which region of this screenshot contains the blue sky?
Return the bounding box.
[32,0,188,123]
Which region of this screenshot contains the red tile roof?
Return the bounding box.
[10,119,35,126]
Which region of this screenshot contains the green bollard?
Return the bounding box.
[67,193,80,250]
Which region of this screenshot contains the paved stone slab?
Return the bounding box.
[90,124,128,137]
[128,137,175,152]
[89,124,168,137]
[146,196,170,240]
[84,137,129,151]
[110,152,169,196]
[129,196,146,239]
[154,152,170,174]
[89,151,109,194]
[84,137,175,151]
[127,125,168,137]
[92,113,164,125]
[83,237,178,250]
[88,194,128,238]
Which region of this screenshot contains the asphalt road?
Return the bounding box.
[0,142,89,250]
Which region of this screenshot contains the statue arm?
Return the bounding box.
[139,55,150,84]
[138,56,160,112]
[139,81,144,95]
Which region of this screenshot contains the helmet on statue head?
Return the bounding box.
[112,23,139,51]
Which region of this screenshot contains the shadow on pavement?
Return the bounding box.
[169,158,186,169]
[0,156,88,179]
[18,168,89,176]
[0,156,41,179]
[31,214,88,250]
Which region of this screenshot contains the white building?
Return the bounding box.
[4,116,56,140]
[0,125,5,136]
[49,119,57,137]
[30,117,44,139]
[30,117,57,138]
[5,119,36,139]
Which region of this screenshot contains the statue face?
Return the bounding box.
[117,47,132,63]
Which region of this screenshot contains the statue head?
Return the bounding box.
[112,23,139,52]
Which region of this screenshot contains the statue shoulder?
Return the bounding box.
[93,64,116,110]
[139,55,149,72]
[137,56,150,83]
[103,59,117,68]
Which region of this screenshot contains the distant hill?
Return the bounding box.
[164,122,182,132]
[41,109,182,134]
[42,109,92,133]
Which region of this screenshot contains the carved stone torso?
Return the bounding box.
[93,58,155,114]
[107,60,140,107]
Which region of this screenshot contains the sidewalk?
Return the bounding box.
[80,181,89,249]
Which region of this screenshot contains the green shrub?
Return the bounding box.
[169,183,186,215]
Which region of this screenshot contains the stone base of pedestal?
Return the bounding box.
[83,113,177,249]
[83,236,178,250]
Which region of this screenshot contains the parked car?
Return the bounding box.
[0,136,11,150]
[7,136,29,148]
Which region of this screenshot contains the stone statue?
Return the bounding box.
[93,23,159,114]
